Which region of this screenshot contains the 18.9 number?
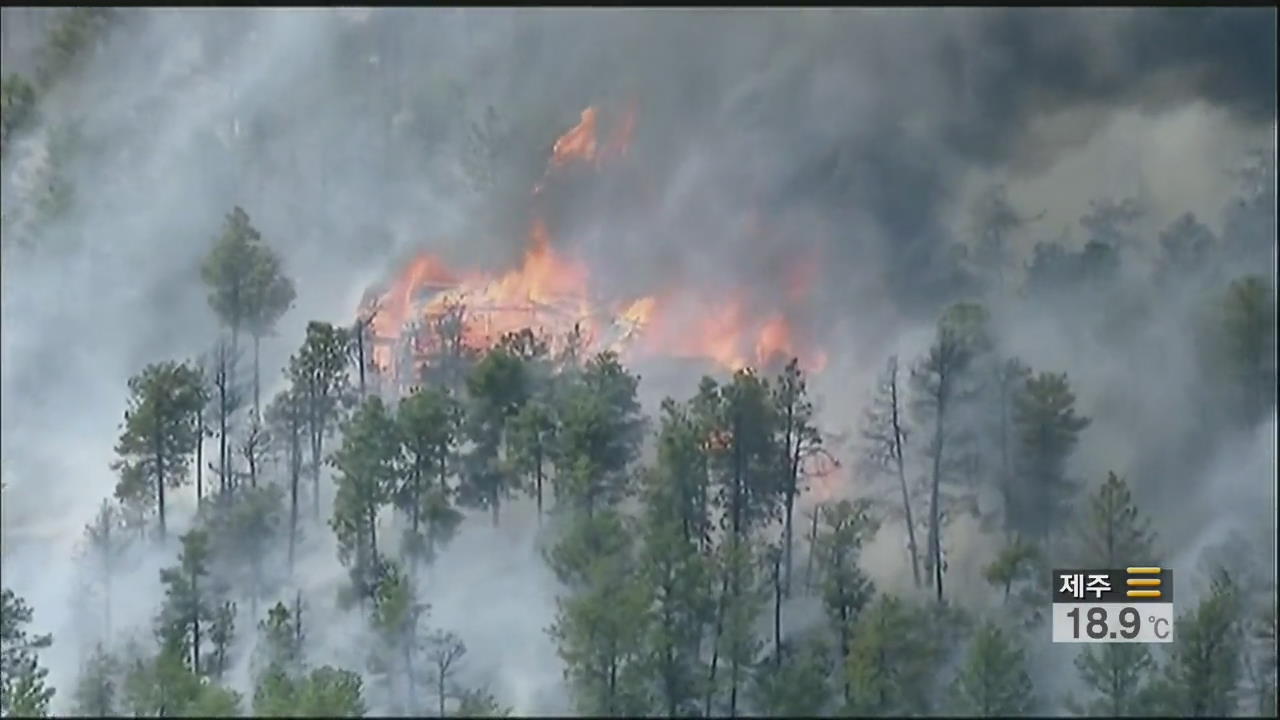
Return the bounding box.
[1067,606,1141,639]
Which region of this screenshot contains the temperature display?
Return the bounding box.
[1052,602,1175,643]
[1051,568,1175,643]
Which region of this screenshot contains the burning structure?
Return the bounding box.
[358,103,829,397]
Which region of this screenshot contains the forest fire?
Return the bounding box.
[361,103,826,386]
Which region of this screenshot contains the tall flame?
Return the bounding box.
[363,103,827,383]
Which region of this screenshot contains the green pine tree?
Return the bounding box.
[288,321,354,521]
[111,361,206,539]
[155,529,215,675]
[329,397,399,600]
[814,499,878,703]
[1151,569,1246,716]
[845,594,943,716]
[72,643,119,716]
[0,589,55,717]
[949,621,1036,717]
[1066,471,1161,716]
[1009,371,1090,542]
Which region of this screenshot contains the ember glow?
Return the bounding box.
[362,104,827,383]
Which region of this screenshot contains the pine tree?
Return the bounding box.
[508,399,555,523]
[208,484,285,617]
[1152,569,1246,716]
[912,301,990,602]
[206,600,236,681]
[266,386,307,572]
[1077,471,1157,566]
[749,633,832,716]
[155,529,215,675]
[72,643,119,716]
[79,499,131,640]
[982,534,1041,605]
[1211,275,1277,424]
[949,621,1035,716]
[844,595,942,716]
[713,369,782,540]
[773,357,822,596]
[111,360,206,538]
[396,386,462,566]
[425,630,466,717]
[288,321,354,521]
[201,206,263,359]
[990,357,1031,537]
[240,411,271,490]
[551,353,644,519]
[1009,371,1090,543]
[122,647,201,716]
[295,666,366,717]
[120,634,241,716]
[1070,642,1155,717]
[461,346,530,526]
[0,588,55,717]
[256,599,305,678]
[547,510,648,716]
[330,397,399,601]
[367,562,428,712]
[633,467,711,716]
[715,536,765,717]
[208,336,246,500]
[653,399,713,552]
[813,499,878,703]
[255,665,367,717]
[1065,472,1161,716]
[184,681,242,717]
[242,239,296,417]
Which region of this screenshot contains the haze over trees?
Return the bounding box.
[0,7,1275,718]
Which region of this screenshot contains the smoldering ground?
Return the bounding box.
[1,7,1275,715]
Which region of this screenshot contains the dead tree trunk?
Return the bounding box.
[195,406,204,508]
[927,402,946,603]
[772,549,782,666]
[887,358,922,588]
[804,505,822,593]
[287,398,302,573]
[703,569,730,716]
[355,315,370,400]
[154,430,166,539]
[252,334,261,418]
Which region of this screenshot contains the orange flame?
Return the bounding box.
[627,295,825,374]
[363,103,827,384]
[549,104,635,171]
[368,255,458,371]
[551,107,599,168]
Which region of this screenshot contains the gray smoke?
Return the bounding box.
[1,7,1275,715]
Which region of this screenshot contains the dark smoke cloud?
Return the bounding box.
[935,8,1277,169]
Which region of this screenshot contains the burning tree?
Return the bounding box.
[356,104,829,402]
